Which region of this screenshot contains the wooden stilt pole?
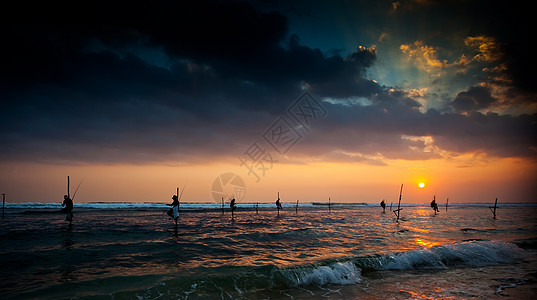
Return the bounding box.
[66,176,72,226]
[446,198,449,211]
[390,202,393,211]
[256,202,259,215]
[328,197,331,213]
[295,200,299,214]
[494,197,497,217]
[489,198,498,219]
[231,199,235,220]
[222,197,225,214]
[177,182,187,219]
[175,187,179,227]
[393,184,403,221]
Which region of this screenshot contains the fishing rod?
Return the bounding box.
[71,180,84,201]
[177,181,188,213]
[178,181,188,201]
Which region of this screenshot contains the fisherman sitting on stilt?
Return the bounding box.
[430,197,440,213]
[167,195,180,225]
[380,199,386,213]
[60,195,73,224]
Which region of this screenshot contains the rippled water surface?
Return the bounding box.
[1,204,536,299]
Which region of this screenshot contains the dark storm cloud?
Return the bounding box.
[0,0,381,163]
[451,86,497,113]
[0,0,535,164]
[294,100,536,161]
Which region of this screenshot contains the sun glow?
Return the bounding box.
[419,182,425,188]
[415,238,439,248]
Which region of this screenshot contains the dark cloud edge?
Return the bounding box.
[1,0,536,165]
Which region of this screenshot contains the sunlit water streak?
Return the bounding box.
[0,204,536,299]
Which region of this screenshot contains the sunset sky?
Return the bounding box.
[1,0,535,204]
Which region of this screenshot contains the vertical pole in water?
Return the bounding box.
[256,202,259,215]
[66,176,71,226]
[493,198,497,218]
[175,187,179,227]
[231,198,235,220]
[394,184,403,221]
[397,184,402,220]
[390,202,393,211]
[489,198,498,219]
[295,200,299,214]
[446,198,449,211]
[2,193,5,218]
[328,197,331,213]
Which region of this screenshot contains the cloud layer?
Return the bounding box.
[1,0,535,165]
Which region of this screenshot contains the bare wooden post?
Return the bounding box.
[231,199,235,220]
[393,184,403,221]
[255,202,259,215]
[390,202,393,211]
[489,198,498,219]
[446,198,449,211]
[295,200,299,214]
[2,193,5,218]
[174,188,179,227]
[66,176,72,226]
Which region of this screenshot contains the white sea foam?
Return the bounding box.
[282,261,362,286]
[378,240,524,270]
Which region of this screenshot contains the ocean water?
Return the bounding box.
[0,202,536,299]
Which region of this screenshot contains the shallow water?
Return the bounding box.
[0,204,536,299]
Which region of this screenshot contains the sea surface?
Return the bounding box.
[0,202,536,299]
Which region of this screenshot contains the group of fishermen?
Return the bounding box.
[60,192,442,225]
[60,193,282,225]
[379,197,440,214]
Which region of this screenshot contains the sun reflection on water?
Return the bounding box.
[414,238,440,248]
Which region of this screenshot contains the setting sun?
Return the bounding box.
[419,182,425,188]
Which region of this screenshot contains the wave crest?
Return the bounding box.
[376,240,525,270]
[281,261,362,286]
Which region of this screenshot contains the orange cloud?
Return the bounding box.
[400,41,447,74]
[465,36,503,62]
